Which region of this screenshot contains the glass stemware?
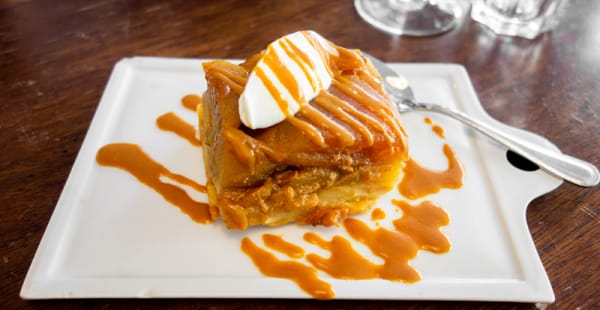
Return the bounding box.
[355,0,468,36]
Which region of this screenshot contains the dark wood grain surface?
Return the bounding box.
[1,0,598,309]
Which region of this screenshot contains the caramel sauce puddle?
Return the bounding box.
[398,144,464,200]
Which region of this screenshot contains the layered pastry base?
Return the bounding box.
[200,31,408,230]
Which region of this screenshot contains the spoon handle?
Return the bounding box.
[412,100,600,187]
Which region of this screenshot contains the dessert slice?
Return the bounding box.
[200,31,408,230]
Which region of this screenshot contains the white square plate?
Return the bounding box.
[21,57,561,302]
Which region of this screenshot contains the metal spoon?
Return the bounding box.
[364,53,600,187]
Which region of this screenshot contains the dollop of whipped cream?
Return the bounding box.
[239,31,339,129]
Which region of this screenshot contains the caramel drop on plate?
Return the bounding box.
[424,116,445,138]
[431,125,445,138]
[371,208,386,221]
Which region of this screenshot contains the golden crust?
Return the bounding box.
[201,50,408,230]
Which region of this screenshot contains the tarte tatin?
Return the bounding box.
[200,31,408,230]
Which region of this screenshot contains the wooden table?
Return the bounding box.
[1,0,598,309]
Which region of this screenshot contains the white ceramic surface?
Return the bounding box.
[20,57,562,302]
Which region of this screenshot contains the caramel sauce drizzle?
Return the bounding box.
[357,66,386,93]
[255,65,291,117]
[334,75,396,117]
[248,200,451,293]
[355,70,405,142]
[156,112,202,146]
[256,32,338,116]
[329,80,396,144]
[211,71,245,95]
[96,143,211,224]
[286,116,326,147]
[332,77,403,140]
[263,233,305,259]
[221,126,285,164]
[313,92,374,146]
[263,45,303,108]
[322,87,396,144]
[329,47,366,72]
[222,128,258,170]
[219,68,249,86]
[208,65,248,95]
[296,104,356,146]
[301,201,450,284]
[241,237,334,300]
[280,38,317,92]
[241,32,404,150]
[181,94,202,112]
[398,144,464,200]
[222,127,286,167]
[301,31,335,78]
[206,58,406,157]
[317,200,446,281]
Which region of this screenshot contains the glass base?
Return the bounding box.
[355,0,464,36]
[470,0,562,39]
